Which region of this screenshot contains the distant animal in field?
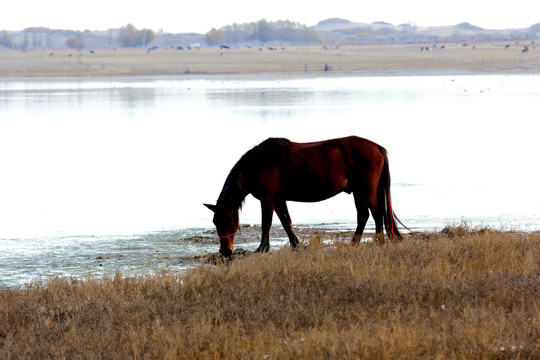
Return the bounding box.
[522,46,529,54]
[205,136,407,256]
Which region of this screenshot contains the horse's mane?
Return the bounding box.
[217,138,291,210]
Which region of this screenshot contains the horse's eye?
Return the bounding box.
[215,216,232,226]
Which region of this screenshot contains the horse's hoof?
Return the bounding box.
[256,246,269,253]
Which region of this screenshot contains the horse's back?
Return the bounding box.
[286,135,380,151]
[288,136,384,167]
[295,136,386,190]
[250,136,385,202]
[255,136,384,172]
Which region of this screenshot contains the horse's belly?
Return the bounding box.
[287,192,342,202]
[284,178,349,202]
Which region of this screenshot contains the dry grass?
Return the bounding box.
[1,226,539,359]
[1,43,539,77]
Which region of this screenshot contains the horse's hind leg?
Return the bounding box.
[353,192,370,243]
[275,201,300,248]
[370,199,385,244]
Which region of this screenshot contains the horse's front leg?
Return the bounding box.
[256,199,274,253]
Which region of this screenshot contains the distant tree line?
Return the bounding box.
[65,24,156,49]
[0,30,13,48]
[204,19,320,46]
[1,20,539,50]
[0,24,157,50]
[117,24,156,47]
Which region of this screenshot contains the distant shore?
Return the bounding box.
[1,43,539,78]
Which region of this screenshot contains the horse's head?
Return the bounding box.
[204,203,239,257]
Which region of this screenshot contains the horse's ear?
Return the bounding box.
[204,203,217,212]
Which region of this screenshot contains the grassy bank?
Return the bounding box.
[1,226,539,359]
[1,43,539,77]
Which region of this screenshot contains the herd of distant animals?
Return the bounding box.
[42,40,534,58]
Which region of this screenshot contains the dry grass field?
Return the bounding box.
[1,225,539,359]
[1,43,539,77]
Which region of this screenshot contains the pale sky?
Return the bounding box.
[2,0,539,33]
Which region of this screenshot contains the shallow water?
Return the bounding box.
[1,74,539,286]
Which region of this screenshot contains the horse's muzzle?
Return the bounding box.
[219,248,233,257]
[219,234,234,257]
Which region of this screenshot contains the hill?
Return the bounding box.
[313,19,540,45]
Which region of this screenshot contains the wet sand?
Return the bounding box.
[186,223,359,245]
[1,43,539,77]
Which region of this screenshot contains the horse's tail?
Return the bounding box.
[377,146,406,243]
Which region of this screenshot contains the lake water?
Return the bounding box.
[1,74,539,286]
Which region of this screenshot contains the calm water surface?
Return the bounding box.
[1,74,539,286]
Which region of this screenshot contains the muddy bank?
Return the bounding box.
[184,223,360,246]
[188,223,408,265]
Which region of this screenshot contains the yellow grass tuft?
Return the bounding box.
[1,227,539,359]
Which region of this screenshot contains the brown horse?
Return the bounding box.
[205,136,405,256]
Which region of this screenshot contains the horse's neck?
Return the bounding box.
[217,172,248,209]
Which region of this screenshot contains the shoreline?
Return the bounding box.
[1,43,539,78]
[4,222,537,288]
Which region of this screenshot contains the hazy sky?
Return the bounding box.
[2,0,539,33]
